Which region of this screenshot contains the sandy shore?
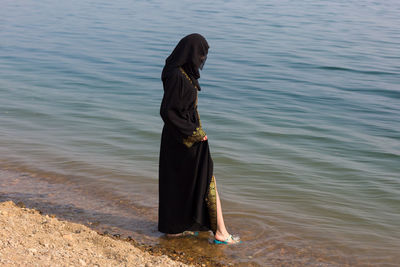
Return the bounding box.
[0,200,191,267]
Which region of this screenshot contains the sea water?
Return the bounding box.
[1,0,399,265]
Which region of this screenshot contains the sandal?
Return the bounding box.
[182,231,199,236]
[214,234,242,245]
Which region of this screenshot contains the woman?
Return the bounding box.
[158,33,240,244]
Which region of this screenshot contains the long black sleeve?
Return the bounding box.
[160,69,205,147]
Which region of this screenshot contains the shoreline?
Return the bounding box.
[3,164,378,266]
[0,200,224,267]
[0,166,227,267]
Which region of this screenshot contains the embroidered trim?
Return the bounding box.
[205,176,217,234]
[182,127,206,148]
[179,67,198,90]
[179,67,205,148]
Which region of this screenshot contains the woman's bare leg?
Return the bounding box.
[213,178,238,243]
[166,177,238,242]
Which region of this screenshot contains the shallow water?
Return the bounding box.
[1,0,400,266]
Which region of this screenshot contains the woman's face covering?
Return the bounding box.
[199,55,207,70]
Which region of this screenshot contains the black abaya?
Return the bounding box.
[158,34,217,234]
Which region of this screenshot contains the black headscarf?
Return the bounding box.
[162,33,209,91]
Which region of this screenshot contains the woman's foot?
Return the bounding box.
[166,233,182,237]
[214,231,241,244]
[214,234,241,244]
[166,231,198,238]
